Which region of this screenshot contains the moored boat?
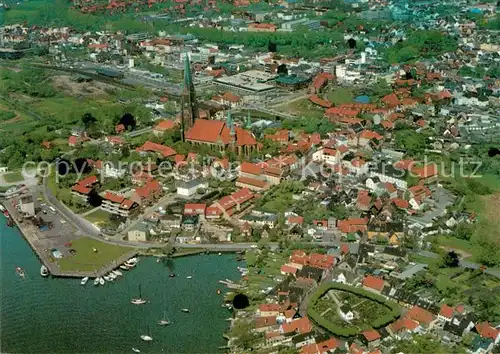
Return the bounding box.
[16,267,25,278]
[108,272,117,280]
[103,275,112,282]
[99,277,105,285]
[0,203,5,212]
[40,265,49,277]
[131,284,146,305]
[169,273,175,278]
[81,277,89,285]
[186,276,192,279]
[158,319,170,326]
[181,308,190,313]
[94,277,100,286]
[140,334,153,342]
[112,270,122,276]
[119,265,129,271]
[132,348,141,353]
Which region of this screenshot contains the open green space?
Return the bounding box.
[308,282,400,337]
[56,237,134,272]
[326,87,355,105]
[277,98,325,119]
[84,209,114,226]
[2,171,25,183]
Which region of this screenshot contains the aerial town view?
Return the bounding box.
[0,0,499,352]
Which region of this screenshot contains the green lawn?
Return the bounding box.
[56,237,135,272]
[326,87,355,105]
[84,209,113,226]
[2,171,25,183]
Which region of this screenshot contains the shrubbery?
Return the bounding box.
[307,282,401,337]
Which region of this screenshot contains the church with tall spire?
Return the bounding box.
[180,53,199,142]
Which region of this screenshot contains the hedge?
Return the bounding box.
[307,282,401,338]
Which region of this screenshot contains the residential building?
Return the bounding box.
[71,175,98,201]
[131,180,163,206]
[101,192,137,217]
[176,179,208,197]
[128,224,150,242]
[205,188,254,220]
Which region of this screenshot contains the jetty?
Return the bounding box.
[218,279,242,289]
[1,198,137,278]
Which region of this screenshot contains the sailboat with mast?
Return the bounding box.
[140,325,153,341]
[131,284,146,305]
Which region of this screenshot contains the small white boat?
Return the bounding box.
[120,265,129,271]
[131,285,146,304]
[94,278,100,286]
[0,204,5,212]
[186,276,192,279]
[124,262,136,268]
[16,267,25,278]
[103,275,112,282]
[140,335,153,342]
[132,348,141,353]
[218,252,222,256]
[181,308,190,313]
[129,257,139,263]
[40,265,49,277]
[108,272,117,280]
[81,277,89,285]
[158,319,170,326]
[99,277,105,285]
[113,270,122,276]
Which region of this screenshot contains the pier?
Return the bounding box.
[1,199,137,278]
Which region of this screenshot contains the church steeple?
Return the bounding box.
[180,52,198,142]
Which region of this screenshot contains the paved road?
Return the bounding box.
[41,177,101,237]
[418,250,500,279]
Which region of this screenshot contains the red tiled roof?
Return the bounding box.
[362,275,384,291]
[71,184,91,195]
[265,129,289,143]
[78,175,98,187]
[104,192,125,204]
[136,141,176,157]
[221,92,241,103]
[134,179,162,200]
[259,303,281,313]
[381,93,400,107]
[154,120,176,131]
[281,317,312,334]
[385,182,397,193]
[357,190,371,207]
[325,106,360,117]
[407,306,434,325]
[390,317,420,332]
[394,160,416,171]
[240,162,261,175]
[255,316,277,329]
[68,136,78,146]
[476,322,500,340]
[288,216,304,225]
[236,176,268,189]
[120,199,135,210]
[392,198,409,209]
[184,203,206,215]
[362,329,381,342]
[340,243,349,255]
[301,338,338,354]
[439,304,454,319]
[281,265,298,274]
[360,130,383,141]
[337,218,368,233]
[309,95,332,108]
[411,164,437,179]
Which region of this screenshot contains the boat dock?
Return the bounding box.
[1,198,137,278]
[218,280,242,289]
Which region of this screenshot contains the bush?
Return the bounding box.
[307,282,401,337]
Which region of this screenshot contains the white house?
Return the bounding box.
[340,305,354,321]
[369,164,408,190]
[336,273,347,284]
[312,148,340,165]
[176,179,208,197]
[102,162,127,179]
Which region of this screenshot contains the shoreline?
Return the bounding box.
[0,199,138,278]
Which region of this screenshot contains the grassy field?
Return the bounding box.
[56,237,134,272]
[326,87,355,105]
[277,98,325,119]
[2,171,25,183]
[84,209,113,226]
